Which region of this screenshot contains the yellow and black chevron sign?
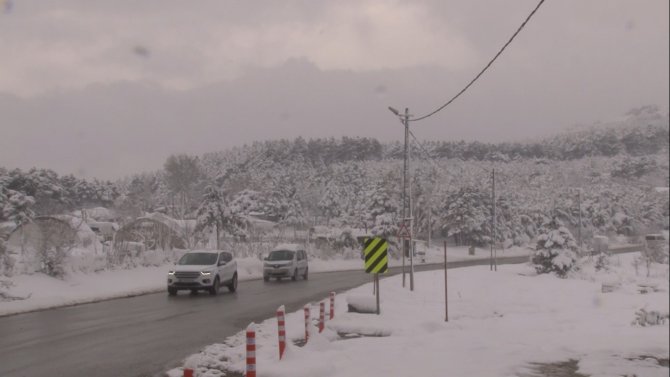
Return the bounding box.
[364,237,388,274]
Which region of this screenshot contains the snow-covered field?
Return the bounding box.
[168,253,669,377]
[0,245,530,317]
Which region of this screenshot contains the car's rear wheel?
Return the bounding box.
[227,273,238,293]
[209,277,220,295]
[168,287,177,296]
[291,268,297,281]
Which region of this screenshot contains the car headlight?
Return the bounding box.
[200,271,212,276]
[168,270,175,275]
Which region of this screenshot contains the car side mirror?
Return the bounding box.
[218,261,226,266]
[263,257,268,261]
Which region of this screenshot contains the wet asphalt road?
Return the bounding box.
[0,247,639,377]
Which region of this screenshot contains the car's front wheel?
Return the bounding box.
[291,268,297,281]
[168,287,177,296]
[209,277,220,295]
[303,267,308,280]
[227,273,238,293]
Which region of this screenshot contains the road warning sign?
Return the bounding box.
[364,237,388,274]
[396,222,411,239]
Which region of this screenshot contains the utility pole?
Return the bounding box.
[578,188,582,251]
[574,188,582,252]
[404,108,415,291]
[493,169,497,271]
[444,240,448,322]
[389,106,414,291]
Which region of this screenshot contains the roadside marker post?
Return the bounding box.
[276,305,286,360]
[246,322,257,377]
[319,301,325,333]
[303,304,310,342]
[363,237,389,315]
[329,292,335,320]
[444,240,449,322]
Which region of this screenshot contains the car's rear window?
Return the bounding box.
[267,250,295,261]
[177,252,218,265]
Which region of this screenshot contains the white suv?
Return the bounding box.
[263,245,308,282]
[167,251,238,295]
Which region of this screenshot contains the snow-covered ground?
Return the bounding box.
[167,252,669,377]
[0,245,530,317]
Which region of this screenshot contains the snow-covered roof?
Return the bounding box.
[0,221,17,233]
[311,226,369,239]
[51,215,99,244]
[142,212,196,235]
[71,207,117,222]
[243,215,277,230]
[271,243,304,251]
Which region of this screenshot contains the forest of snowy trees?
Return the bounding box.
[1,106,668,251]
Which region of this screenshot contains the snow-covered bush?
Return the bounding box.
[532,217,579,277]
[631,239,669,277]
[594,252,610,272]
[371,213,397,239]
[0,239,14,276]
[631,308,669,326]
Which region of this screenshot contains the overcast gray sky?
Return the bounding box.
[0,0,668,179]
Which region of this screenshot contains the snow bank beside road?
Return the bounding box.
[170,252,668,377]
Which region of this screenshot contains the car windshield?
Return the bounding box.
[177,253,218,265]
[267,250,294,261]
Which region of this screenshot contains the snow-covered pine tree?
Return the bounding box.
[195,185,246,248]
[318,182,342,225]
[366,175,399,225]
[532,216,579,277]
[440,186,490,246]
[3,190,35,226]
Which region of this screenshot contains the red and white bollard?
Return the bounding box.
[246,323,256,377]
[319,301,325,333]
[304,304,310,342]
[276,305,286,360]
[329,292,335,320]
[183,368,194,377]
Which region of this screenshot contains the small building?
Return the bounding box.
[113,212,196,252]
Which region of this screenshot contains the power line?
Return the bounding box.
[409,130,446,178]
[411,0,547,123]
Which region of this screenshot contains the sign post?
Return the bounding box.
[363,237,389,315]
[396,222,411,289]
